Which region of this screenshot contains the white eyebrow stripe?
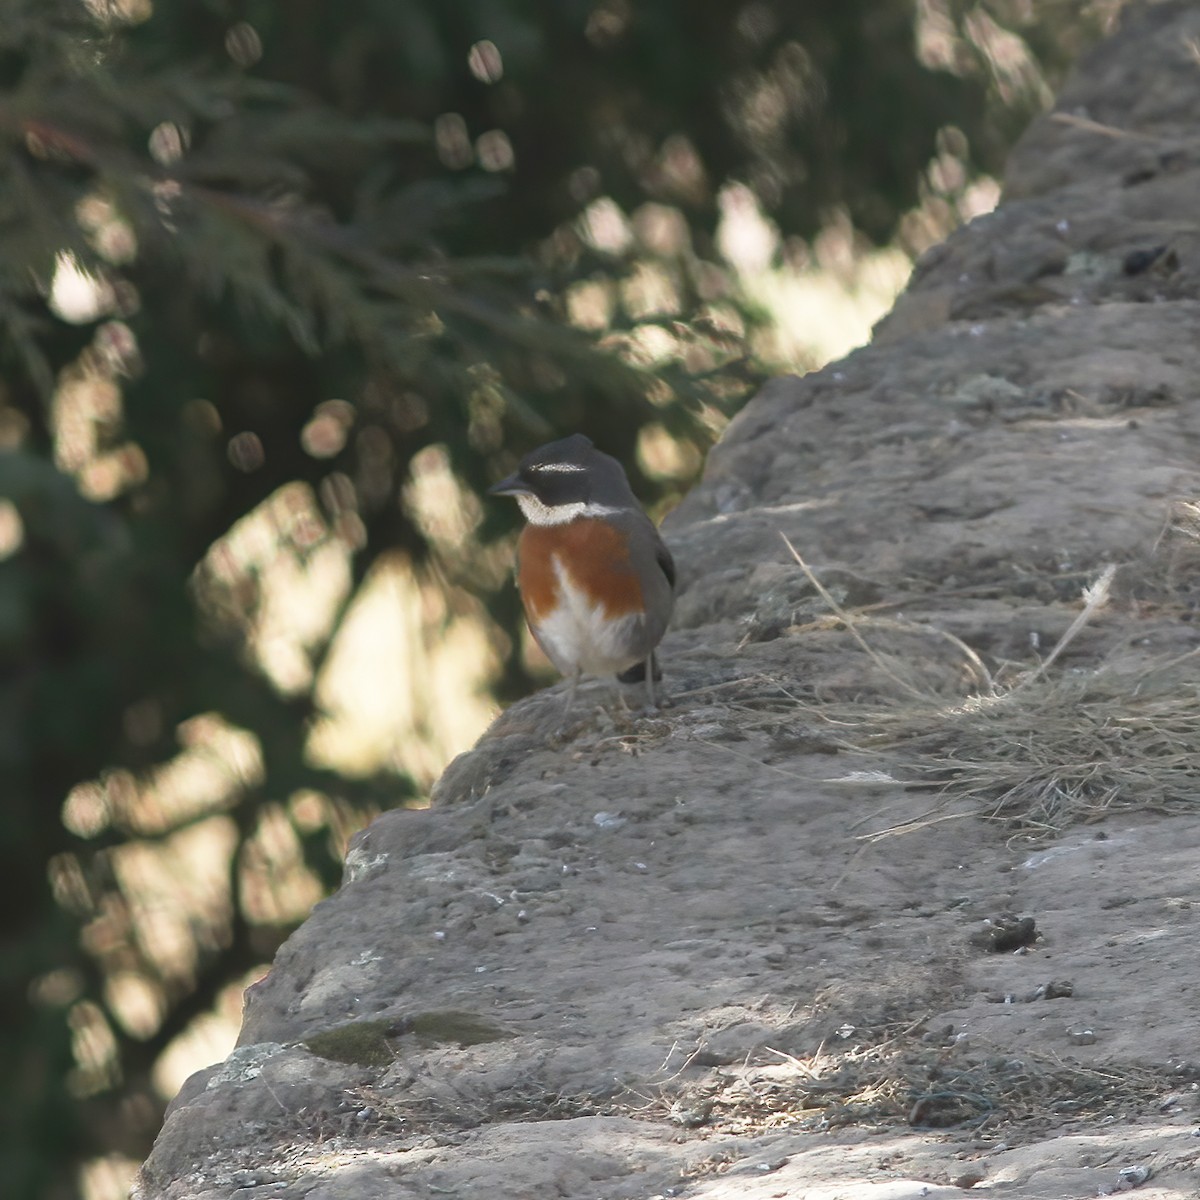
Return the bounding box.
[529,462,586,473]
[516,496,629,525]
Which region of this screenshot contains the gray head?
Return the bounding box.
[488,434,639,524]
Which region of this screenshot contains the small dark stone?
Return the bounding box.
[1122,245,1167,275]
[1122,165,1157,186]
[969,914,1038,953]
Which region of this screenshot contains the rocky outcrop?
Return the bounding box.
[138,5,1200,1197]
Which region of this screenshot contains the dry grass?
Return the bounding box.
[773,537,1200,838]
[840,655,1200,839]
[651,1034,1176,1140]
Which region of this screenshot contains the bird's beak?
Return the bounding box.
[487,472,531,497]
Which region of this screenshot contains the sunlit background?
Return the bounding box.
[0,1,1124,1197]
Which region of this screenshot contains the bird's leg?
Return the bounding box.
[563,667,581,720]
[644,658,657,710]
[545,669,583,744]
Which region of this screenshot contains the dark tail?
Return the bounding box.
[618,654,662,684]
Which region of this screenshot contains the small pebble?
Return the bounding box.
[969,914,1038,953]
[1116,1163,1153,1189]
[668,1099,713,1128]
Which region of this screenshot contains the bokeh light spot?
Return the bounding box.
[637,422,701,481]
[580,197,632,255]
[477,129,515,172]
[225,21,263,67]
[49,252,115,324]
[586,0,631,46]
[0,499,24,560]
[148,122,187,165]
[227,431,265,472]
[29,967,85,1009]
[301,399,355,458]
[63,782,111,839]
[434,113,473,169]
[467,39,503,83]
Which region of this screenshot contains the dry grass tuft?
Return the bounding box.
[664,1037,1175,1139]
[846,655,1200,839]
[777,536,1200,838]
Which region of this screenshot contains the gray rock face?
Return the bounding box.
[138,5,1200,1197]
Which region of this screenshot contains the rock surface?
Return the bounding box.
[138,5,1200,1197]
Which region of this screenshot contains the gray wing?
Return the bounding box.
[655,537,676,592]
[623,511,675,654]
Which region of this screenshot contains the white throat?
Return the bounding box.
[517,495,626,526]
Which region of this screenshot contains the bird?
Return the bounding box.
[488,433,675,713]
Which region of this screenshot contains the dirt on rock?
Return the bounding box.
[138,5,1200,1198]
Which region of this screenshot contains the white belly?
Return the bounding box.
[534,558,644,678]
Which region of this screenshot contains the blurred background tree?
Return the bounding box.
[0,0,1120,1195]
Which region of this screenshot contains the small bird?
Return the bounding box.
[489,433,675,712]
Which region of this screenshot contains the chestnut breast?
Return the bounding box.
[517,518,646,624]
